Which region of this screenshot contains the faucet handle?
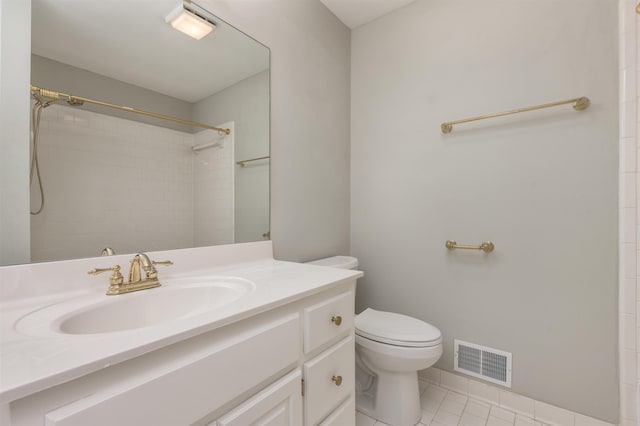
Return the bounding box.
[144,259,172,279]
[88,265,124,285]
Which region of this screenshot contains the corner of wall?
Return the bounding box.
[618,1,639,425]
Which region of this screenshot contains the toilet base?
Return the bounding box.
[375,369,422,426]
[356,362,422,426]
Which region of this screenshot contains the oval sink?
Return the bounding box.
[16,277,255,336]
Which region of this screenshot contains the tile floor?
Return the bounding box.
[356,382,549,426]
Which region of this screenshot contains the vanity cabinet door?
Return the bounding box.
[318,395,355,426]
[303,291,354,353]
[215,370,302,426]
[303,335,354,425]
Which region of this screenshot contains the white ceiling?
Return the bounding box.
[31,0,269,103]
[319,0,417,29]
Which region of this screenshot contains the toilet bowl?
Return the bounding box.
[306,256,443,426]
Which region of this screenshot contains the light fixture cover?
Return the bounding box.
[165,5,215,40]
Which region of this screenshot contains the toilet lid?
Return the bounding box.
[355,308,442,347]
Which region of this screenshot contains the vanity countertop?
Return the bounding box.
[0,242,362,404]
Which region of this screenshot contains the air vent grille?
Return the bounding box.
[454,340,512,387]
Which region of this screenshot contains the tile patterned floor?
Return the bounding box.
[356,382,550,426]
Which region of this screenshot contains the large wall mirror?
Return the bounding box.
[8,0,270,266]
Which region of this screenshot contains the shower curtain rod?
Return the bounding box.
[440,96,590,134]
[30,85,231,135]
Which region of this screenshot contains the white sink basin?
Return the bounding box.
[16,277,255,336]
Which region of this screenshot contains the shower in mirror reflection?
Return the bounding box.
[30,91,84,215]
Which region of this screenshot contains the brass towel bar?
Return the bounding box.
[30,85,231,135]
[441,97,590,134]
[446,240,494,253]
[236,156,270,167]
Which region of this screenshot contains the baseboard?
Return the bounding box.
[418,367,616,426]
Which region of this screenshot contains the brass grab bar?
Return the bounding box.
[30,85,231,135]
[446,240,494,253]
[236,156,270,167]
[441,97,590,134]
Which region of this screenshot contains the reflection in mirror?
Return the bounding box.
[6,0,270,266]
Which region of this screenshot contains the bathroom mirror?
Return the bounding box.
[7,0,270,265]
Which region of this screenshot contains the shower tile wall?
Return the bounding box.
[193,124,235,247]
[30,105,232,261]
[619,0,639,425]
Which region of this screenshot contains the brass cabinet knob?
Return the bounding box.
[331,315,342,326]
[332,375,343,386]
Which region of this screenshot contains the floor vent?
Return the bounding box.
[454,340,512,388]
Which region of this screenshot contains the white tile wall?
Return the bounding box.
[193,122,235,247]
[619,1,639,425]
[30,106,234,261]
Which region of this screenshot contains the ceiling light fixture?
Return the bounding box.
[165,3,216,40]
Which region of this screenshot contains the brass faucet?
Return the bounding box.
[101,247,115,256]
[89,253,173,295]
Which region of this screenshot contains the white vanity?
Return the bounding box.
[0,242,362,425]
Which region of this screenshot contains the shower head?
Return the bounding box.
[31,87,60,108]
[32,96,59,109]
[32,96,83,109]
[31,85,84,107]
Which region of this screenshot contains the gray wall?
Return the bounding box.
[199,0,352,261]
[193,71,270,244]
[351,0,618,422]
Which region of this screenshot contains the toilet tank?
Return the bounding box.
[306,256,358,270]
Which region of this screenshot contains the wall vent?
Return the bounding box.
[454,340,512,388]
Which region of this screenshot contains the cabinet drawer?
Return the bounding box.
[318,395,355,426]
[303,336,354,425]
[44,314,300,426]
[303,291,354,353]
[216,370,303,426]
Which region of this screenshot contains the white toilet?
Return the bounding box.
[306,256,443,426]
